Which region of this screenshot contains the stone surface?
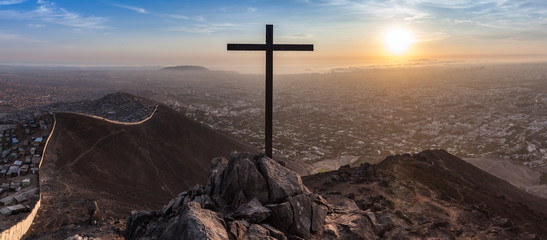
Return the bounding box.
[243,224,270,239]
[161,202,228,240]
[228,220,249,240]
[206,157,229,196]
[262,224,287,240]
[125,153,340,239]
[233,198,272,223]
[311,202,328,233]
[326,212,377,240]
[258,157,307,203]
[124,210,160,239]
[221,155,269,204]
[265,202,294,232]
[288,194,313,239]
[87,201,103,225]
[364,211,394,236]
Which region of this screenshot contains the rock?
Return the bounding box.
[230,190,248,210]
[265,202,294,232]
[194,194,215,210]
[161,202,228,240]
[87,201,103,225]
[244,224,273,240]
[322,224,340,240]
[364,211,394,236]
[311,202,328,233]
[492,218,514,228]
[384,226,409,240]
[221,154,269,204]
[288,194,313,239]
[233,198,272,223]
[258,156,307,202]
[124,210,160,239]
[326,212,377,240]
[228,220,249,240]
[64,235,98,240]
[261,224,287,240]
[332,198,359,213]
[394,210,412,224]
[206,157,229,196]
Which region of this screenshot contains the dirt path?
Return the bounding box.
[66,129,126,168]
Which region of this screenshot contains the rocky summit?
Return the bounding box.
[125,150,547,240]
[125,152,330,239]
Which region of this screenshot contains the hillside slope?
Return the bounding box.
[303,149,547,239]
[26,104,257,239]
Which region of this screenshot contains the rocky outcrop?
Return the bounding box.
[125,152,333,239]
[125,149,547,239]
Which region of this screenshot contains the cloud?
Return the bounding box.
[247,7,257,13]
[27,23,45,28]
[0,0,25,5]
[0,0,108,30]
[0,31,40,42]
[162,14,204,21]
[109,3,147,14]
[163,23,239,34]
[0,32,19,40]
[162,14,188,20]
[282,33,313,39]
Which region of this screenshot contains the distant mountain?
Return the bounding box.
[160,65,209,71]
[26,98,257,239]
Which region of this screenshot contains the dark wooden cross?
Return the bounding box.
[227,24,313,158]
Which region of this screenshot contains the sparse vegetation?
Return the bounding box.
[316,168,330,173]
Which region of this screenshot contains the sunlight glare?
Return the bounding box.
[384,28,414,55]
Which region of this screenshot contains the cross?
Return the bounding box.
[228,24,314,158]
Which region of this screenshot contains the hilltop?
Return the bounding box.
[25,104,257,239]
[125,150,546,239]
[160,66,209,71]
[304,149,547,239]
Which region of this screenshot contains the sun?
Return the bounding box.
[384,28,414,55]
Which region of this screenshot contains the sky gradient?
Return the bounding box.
[0,0,546,73]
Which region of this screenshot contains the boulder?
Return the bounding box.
[161,202,228,240]
[221,154,269,204]
[258,157,308,202]
[322,224,340,239]
[244,224,273,240]
[261,224,287,240]
[206,157,229,196]
[194,194,215,210]
[311,202,328,233]
[288,194,313,239]
[124,210,160,239]
[265,202,294,232]
[364,211,394,236]
[233,198,272,223]
[228,220,250,240]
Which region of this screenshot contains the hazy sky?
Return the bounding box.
[0,0,546,73]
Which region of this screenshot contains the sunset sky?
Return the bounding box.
[0,0,546,73]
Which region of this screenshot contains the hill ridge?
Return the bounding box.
[26,103,257,239]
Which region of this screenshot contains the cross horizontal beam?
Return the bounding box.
[227,24,313,159]
[227,44,314,51]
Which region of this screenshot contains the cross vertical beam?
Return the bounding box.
[265,25,273,158]
[227,25,313,158]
